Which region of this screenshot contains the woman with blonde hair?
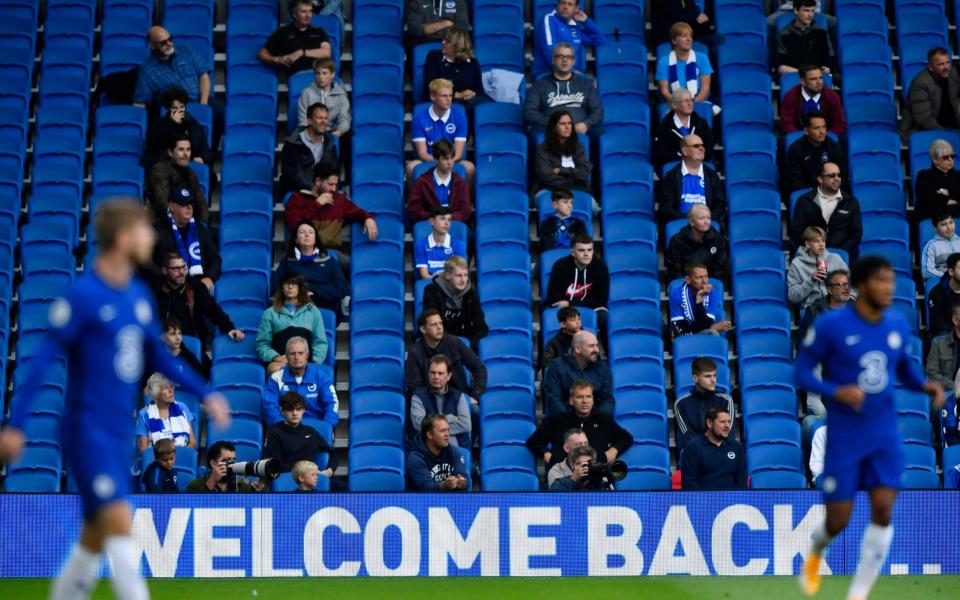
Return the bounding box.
[422,27,488,108]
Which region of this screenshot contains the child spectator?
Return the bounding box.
[787,225,850,310]
[141,439,178,492]
[408,139,473,224]
[543,306,582,367]
[407,78,474,181]
[291,460,323,492]
[296,58,350,136]
[415,206,467,280]
[263,392,336,475]
[922,213,960,282]
[160,317,205,378]
[540,189,587,252]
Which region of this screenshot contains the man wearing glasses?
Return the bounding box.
[790,162,862,260]
[658,134,726,224]
[524,42,604,139]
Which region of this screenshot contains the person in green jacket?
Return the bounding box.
[256,273,328,375]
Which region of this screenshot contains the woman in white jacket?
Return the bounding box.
[787,225,850,309]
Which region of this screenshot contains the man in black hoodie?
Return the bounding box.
[546,234,609,341]
[406,414,470,491]
[674,357,735,456]
[263,392,336,475]
[422,255,489,347]
[524,42,604,138]
[664,204,728,282]
[406,308,487,399]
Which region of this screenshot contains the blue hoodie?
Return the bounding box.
[532,9,604,75]
[405,435,470,491]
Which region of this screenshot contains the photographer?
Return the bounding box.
[186,441,263,492]
[549,446,614,491]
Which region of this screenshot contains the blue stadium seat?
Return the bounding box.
[612,361,666,398]
[483,419,536,450]
[349,446,405,491]
[860,215,910,255]
[350,391,405,423]
[742,390,797,423]
[352,43,404,105]
[350,416,404,449]
[895,390,930,422]
[608,276,660,314]
[482,471,539,491]
[600,157,654,200]
[484,305,533,339]
[352,0,403,46]
[751,470,808,489]
[479,334,533,368]
[619,415,668,448]
[474,6,524,49]
[207,420,263,462]
[604,245,658,281]
[603,215,656,255]
[725,130,777,164]
[480,446,536,480]
[4,472,61,492]
[480,390,536,424]
[725,160,778,195]
[899,418,932,447]
[842,71,894,105]
[608,305,662,339]
[486,363,535,397]
[717,43,769,76]
[839,44,893,89]
[745,418,801,450]
[728,213,782,254]
[845,99,898,135]
[900,469,939,489]
[351,161,405,222]
[903,443,936,472]
[748,444,803,476]
[740,361,795,397]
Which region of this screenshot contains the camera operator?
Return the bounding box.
[186,441,263,492]
[549,446,613,490]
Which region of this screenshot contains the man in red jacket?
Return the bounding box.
[284,161,379,250]
[780,65,846,136]
[408,139,472,224]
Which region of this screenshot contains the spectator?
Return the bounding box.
[653,88,714,171]
[674,358,735,455]
[152,253,244,344]
[797,268,852,344]
[809,424,826,487]
[141,438,179,492]
[160,317,204,378]
[946,382,960,448]
[524,42,604,138]
[657,134,726,224]
[534,110,593,193]
[263,392,336,475]
[544,306,585,368]
[541,330,614,417]
[272,221,350,319]
[680,407,747,490]
[258,0,332,76]
[532,0,604,76]
[256,273,328,376]
[408,78,474,181]
[901,47,960,135]
[291,460,323,492]
[296,58,350,136]
[143,86,212,168]
[545,235,609,338]
[187,441,260,492]
[655,22,713,105]
[651,0,713,48]
[664,204,728,282]
[406,0,469,47]
[923,213,960,281]
[788,226,850,310]
[313,0,343,18]
[929,254,960,337]
[549,445,616,491]
[284,162,378,250]
[405,308,487,401]
[422,255,489,346]
[408,139,473,224]
[669,262,732,338]
[780,66,846,136]
[415,206,467,280]
[422,27,487,110]
[789,162,862,260]
[262,337,339,432]
[925,304,960,390]
[135,372,197,452]
[147,135,209,223]
[545,428,589,487]
[540,188,588,253]
[946,460,960,488]
[409,355,472,448]
[784,111,847,191]
[527,380,632,469]
[406,414,470,491]
[152,184,219,290]
[914,138,960,224]
[776,0,836,75]
[280,103,340,196]
[769,1,828,26]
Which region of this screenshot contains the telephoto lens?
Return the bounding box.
[587,459,628,482]
[228,458,281,480]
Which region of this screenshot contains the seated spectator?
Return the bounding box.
[524,42,603,138]
[284,162,378,250]
[653,88,714,171]
[797,268,851,345]
[406,0,469,47]
[655,22,713,105]
[784,111,847,191]
[789,162,862,260]
[532,0,604,76]
[263,392,336,475]
[143,86,213,168]
[925,304,960,390]
[929,254,960,337]
[669,262,732,338]
[280,104,340,195]
[262,337,339,432]
[776,0,836,75]
[665,205,728,282]
[296,58,350,136]
[142,438,179,492]
[545,428,589,487]
[946,459,960,488]
[535,110,593,193]
[769,0,826,25]
[272,221,350,319]
[291,460,322,492]
[258,0,332,76]
[136,372,196,452]
[153,184,220,290]
[160,317,205,378]
[540,188,588,252]
[780,66,846,136]
[152,253,244,345]
[415,206,467,280]
[945,387,959,448]
[134,26,212,109]
[658,134,726,224]
[680,407,747,490]
[405,308,487,401]
[541,331,614,417]
[423,255,489,346]
[408,139,473,225]
[256,273,328,376]
[545,235,609,339]
[408,78,474,181]
[788,226,850,309]
[923,213,960,281]
[674,358,735,455]
[809,424,826,488]
[409,355,472,448]
[187,441,261,492]
[901,47,960,136]
[544,306,585,368]
[147,135,208,223]
[406,414,470,491]
[422,27,487,110]
[915,139,960,223]
[651,0,713,48]
[549,445,617,491]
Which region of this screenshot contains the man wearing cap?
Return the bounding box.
[153,185,221,291]
[148,134,208,223]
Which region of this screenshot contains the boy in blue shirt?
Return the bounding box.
[669,262,732,338]
[540,189,588,252]
[407,78,473,182]
[141,438,179,492]
[415,205,467,280]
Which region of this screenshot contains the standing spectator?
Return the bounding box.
[256,273,328,376]
[545,235,609,338]
[415,206,467,280]
[669,262,732,338]
[141,438,179,492]
[776,0,836,75]
[422,27,487,110]
[408,139,473,225]
[406,414,470,491]
[655,22,713,104]
[152,185,220,290]
[780,66,846,135]
[665,205,728,282]
[651,0,713,48]
[280,104,339,196]
[406,0,469,47]
[272,221,350,319]
[160,317,204,378]
[296,58,350,136]
[915,139,960,223]
[532,0,604,76]
[922,213,960,282]
[284,162,378,249]
[263,392,336,475]
[409,355,472,448]
[423,256,488,346]
[540,188,588,253]
[405,308,487,401]
[680,407,747,490]
[135,372,197,452]
[541,330,614,417]
[147,135,208,223]
[674,358,735,455]
[798,268,852,344]
[258,0,332,76]
[784,111,847,191]
[925,304,960,390]
[524,42,604,138]
[534,110,593,193]
[545,428,589,487]
[262,337,339,431]
[152,253,244,344]
[653,88,714,171]
[408,78,473,181]
[143,87,213,168]
[901,47,960,136]
[543,306,584,368]
[788,226,850,310]
[789,162,862,260]
[658,134,726,224]
[928,253,960,336]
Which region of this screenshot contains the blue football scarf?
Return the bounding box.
[668,50,699,95]
[147,402,191,446]
[168,212,202,276]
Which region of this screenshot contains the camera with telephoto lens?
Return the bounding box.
[223,458,281,480]
[587,459,627,483]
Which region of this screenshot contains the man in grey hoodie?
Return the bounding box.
[295,57,351,136]
[787,225,850,310]
[421,255,489,347]
[523,42,603,138]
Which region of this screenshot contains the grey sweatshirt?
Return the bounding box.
[524,73,604,129]
[297,81,352,133]
[787,247,849,308]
